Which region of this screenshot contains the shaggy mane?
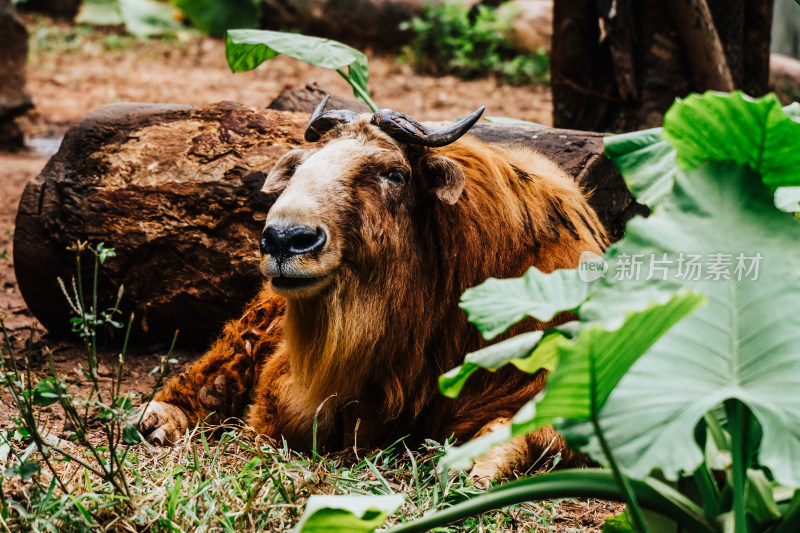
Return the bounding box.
[152,127,610,461]
[278,134,608,430]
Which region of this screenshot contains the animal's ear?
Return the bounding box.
[420,153,465,205]
[263,149,305,194]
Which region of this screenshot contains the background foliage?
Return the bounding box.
[401,1,550,85]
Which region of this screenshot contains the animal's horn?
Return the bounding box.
[370,106,485,147]
[304,95,361,142]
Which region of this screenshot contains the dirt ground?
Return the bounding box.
[0,16,620,531]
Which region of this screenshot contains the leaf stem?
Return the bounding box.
[692,464,720,521]
[588,347,649,533]
[727,399,750,533]
[773,490,800,533]
[592,414,651,533]
[386,469,713,533]
[336,68,378,112]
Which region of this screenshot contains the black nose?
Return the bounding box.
[260,224,327,259]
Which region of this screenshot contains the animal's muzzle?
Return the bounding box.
[260,224,327,261]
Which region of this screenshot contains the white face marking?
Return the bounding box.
[261,138,392,293]
[267,139,380,226]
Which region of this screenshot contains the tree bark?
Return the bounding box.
[14,101,644,346]
[0,0,32,150]
[267,83,372,114]
[667,0,734,92]
[741,0,774,97]
[552,0,774,131]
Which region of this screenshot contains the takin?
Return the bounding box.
[139,97,609,486]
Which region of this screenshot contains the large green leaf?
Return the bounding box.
[603,128,677,208]
[226,29,371,106]
[293,495,403,533]
[439,329,571,399]
[226,29,369,83]
[459,267,588,340]
[172,0,259,35]
[512,291,705,437]
[439,331,548,398]
[663,92,800,190]
[581,162,800,486]
[605,96,800,210]
[442,291,704,470]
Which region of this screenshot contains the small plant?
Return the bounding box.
[1,230,10,262]
[172,0,260,35]
[400,1,550,85]
[0,242,176,529]
[76,0,183,37]
[75,0,260,37]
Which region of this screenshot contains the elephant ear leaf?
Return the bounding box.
[663,91,800,191]
[459,268,588,340]
[581,161,800,485]
[439,331,552,399]
[441,290,705,471]
[226,29,368,73]
[587,92,800,485]
[603,127,676,208]
[605,92,800,210]
[462,92,800,488]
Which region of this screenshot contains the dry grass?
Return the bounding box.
[1,416,617,532]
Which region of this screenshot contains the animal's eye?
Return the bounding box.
[382,169,407,187]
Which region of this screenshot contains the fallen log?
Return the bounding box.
[14,101,644,345]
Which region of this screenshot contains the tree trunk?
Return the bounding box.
[14,100,644,346]
[259,0,422,48]
[551,0,775,131]
[18,0,81,19]
[0,0,32,150]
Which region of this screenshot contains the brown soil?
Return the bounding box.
[20,16,552,140]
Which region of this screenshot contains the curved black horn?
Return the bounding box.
[370,106,485,147]
[304,95,362,142]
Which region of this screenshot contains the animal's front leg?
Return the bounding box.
[139,287,285,444]
[244,353,318,449]
[468,418,580,489]
[139,400,189,445]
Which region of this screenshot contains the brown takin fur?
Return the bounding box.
[140,121,609,487]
